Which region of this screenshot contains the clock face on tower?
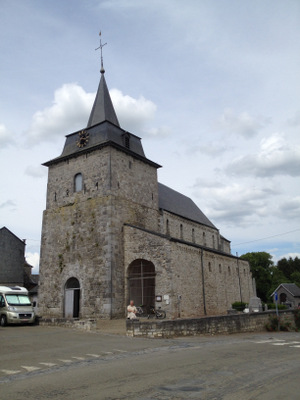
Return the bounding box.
[76,130,89,148]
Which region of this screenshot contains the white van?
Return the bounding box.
[0,286,35,326]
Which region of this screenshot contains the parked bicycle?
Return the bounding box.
[136,305,166,319]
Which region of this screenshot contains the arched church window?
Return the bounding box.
[65,277,80,289]
[74,173,83,192]
[128,259,156,308]
[166,219,170,235]
[180,224,183,239]
[192,228,195,243]
[208,262,211,272]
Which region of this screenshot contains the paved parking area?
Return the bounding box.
[1,325,300,399]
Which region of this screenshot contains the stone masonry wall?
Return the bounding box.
[126,310,295,338]
[46,147,158,211]
[39,146,160,319]
[124,225,253,319]
[160,210,231,255]
[0,228,25,286]
[40,141,253,321]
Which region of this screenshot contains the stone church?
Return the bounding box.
[38,59,254,320]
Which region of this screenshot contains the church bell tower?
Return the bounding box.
[38,36,160,320]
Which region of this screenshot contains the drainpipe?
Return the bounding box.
[109,148,113,320]
[201,248,207,316]
[236,252,242,303]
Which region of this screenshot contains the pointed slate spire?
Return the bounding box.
[87,32,120,128]
[87,70,120,128]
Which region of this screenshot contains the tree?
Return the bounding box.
[267,266,290,299]
[277,257,300,280]
[240,252,273,302]
[291,271,300,288]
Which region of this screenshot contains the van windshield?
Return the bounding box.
[5,294,31,306]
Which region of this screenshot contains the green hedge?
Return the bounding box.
[266,303,287,310]
[232,302,247,311]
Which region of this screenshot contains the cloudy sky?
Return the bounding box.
[1,0,300,274]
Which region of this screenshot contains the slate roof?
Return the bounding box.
[271,283,300,297]
[87,71,120,128]
[43,69,161,169]
[158,183,217,229]
[0,226,25,245]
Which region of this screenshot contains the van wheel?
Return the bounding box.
[0,315,7,327]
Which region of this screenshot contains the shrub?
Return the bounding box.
[265,316,279,331]
[232,302,247,312]
[280,321,292,331]
[293,309,300,331]
[266,303,287,310]
[265,315,293,332]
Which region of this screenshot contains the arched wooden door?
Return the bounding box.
[279,292,287,304]
[64,277,80,318]
[128,259,155,308]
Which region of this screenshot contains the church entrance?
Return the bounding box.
[64,277,80,318]
[128,259,155,308]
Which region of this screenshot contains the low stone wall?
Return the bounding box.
[39,317,97,331]
[126,310,295,338]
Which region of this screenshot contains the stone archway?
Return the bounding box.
[279,292,287,304]
[64,277,80,318]
[127,259,155,308]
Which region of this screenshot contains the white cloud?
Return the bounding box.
[0,199,16,210]
[143,126,171,137]
[25,84,162,144]
[110,89,157,133]
[25,165,47,178]
[26,83,94,144]
[188,141,231,157]
[26,252,39,274]
[287,110,300,127]
[193,180,278,226]
[0,124,15,148]
[226,133,300,177]
[277,197,300,220]
[219,108,268,138]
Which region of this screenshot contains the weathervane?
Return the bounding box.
[95,31,107,74]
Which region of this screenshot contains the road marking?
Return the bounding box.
[72,356,85,360]
[58,359,73,363]
[253,339,285,344]
[86,354,100,358]
[21,366,41,372]
[39,362,57,367]
[102,352,113,354]
[272,341,300,346]
[1,369,21,375]
[113,349,127,353]
[290,345,300,348]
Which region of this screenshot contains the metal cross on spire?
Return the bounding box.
[95,31,107,74]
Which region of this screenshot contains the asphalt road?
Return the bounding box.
[1,325,300,399]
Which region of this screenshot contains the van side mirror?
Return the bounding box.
[32,301,36,307]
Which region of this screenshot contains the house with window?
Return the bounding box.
[0,227,26,286]
[0,227,38,304]
[271,283,300,308]
[38,59,254,320]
